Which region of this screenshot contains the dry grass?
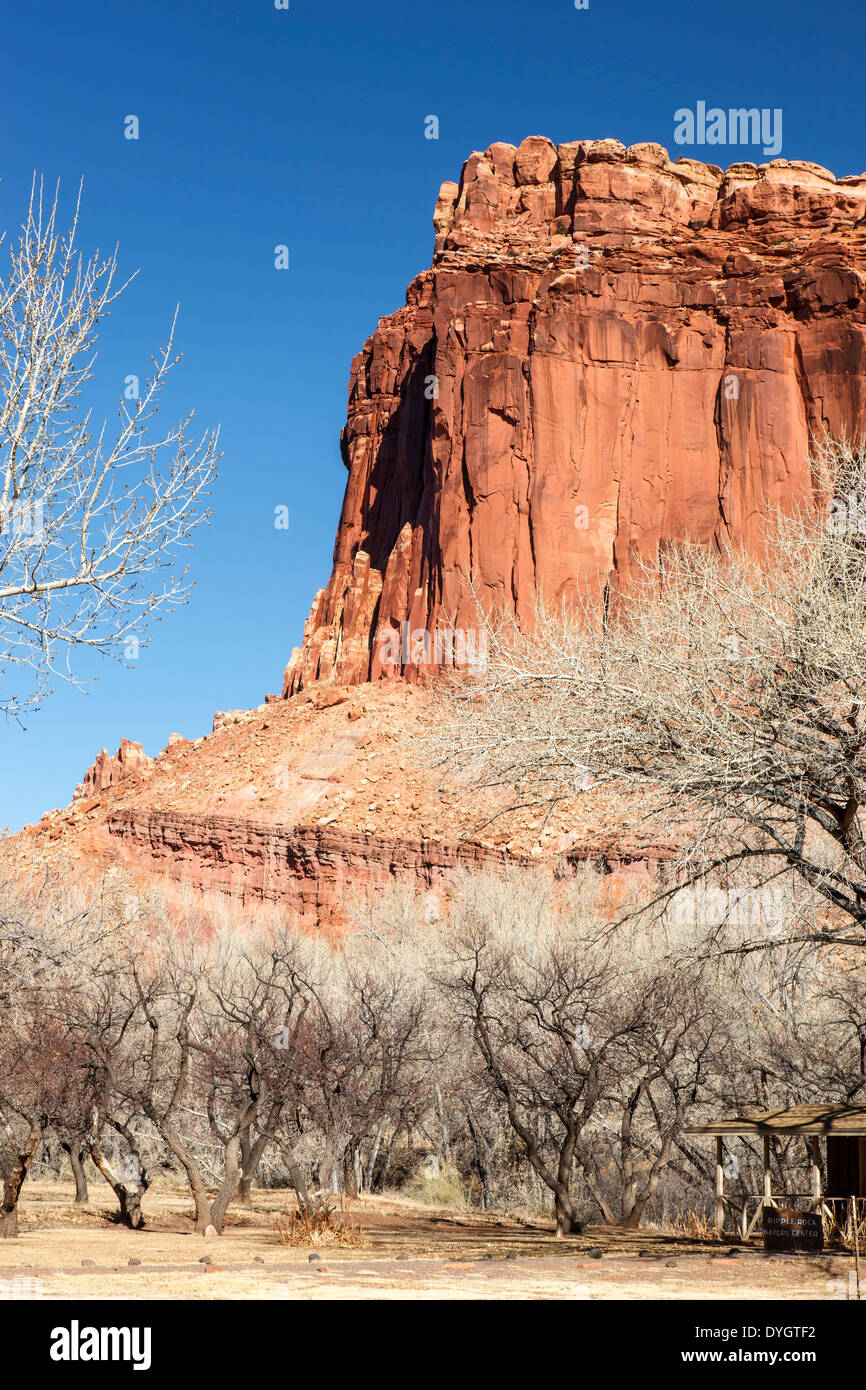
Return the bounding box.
[273,1199,369,1248]
[403,1165,467,1208]
[670,1208,719,1241]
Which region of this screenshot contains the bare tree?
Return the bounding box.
[0,985,93,1236]
[0,871,139,1234]
[189,928,314,1232]
[99,931,229,1236]
[427,871,724,1232]
[581,952,718,1227]
[82,917,327,1236]
[0,178,219,715]
[431,873,616,1235]
[439,436,866,948]
[58,1139,89,1205]
[86,1110,157,1231]
[65,968,160,1229]
[302,950,432,1198]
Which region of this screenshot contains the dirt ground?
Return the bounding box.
[0,1181,858,1300]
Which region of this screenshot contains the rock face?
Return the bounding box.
[104,810,524,930]
[16,683,664,928]
[100,807,660,931]
[75,739,153,799]
[283,137,866,694]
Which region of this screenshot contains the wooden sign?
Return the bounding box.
[763,1207,823,1253]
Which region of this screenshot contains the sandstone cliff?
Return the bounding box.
[11,136,866,927]
[283,136,866,694]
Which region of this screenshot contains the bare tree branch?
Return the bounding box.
[0,177,220,715]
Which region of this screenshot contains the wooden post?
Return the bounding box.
[763,1136,772,1208]
[810,1137,822,1208]
[716,1137,725,1235]
[853,1197,862,1302]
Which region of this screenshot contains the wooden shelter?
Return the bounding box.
[685,1104,866,1237]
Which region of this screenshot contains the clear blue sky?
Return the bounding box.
[1,0,863,829]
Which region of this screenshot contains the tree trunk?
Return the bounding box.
[363,1120,386,1192]
[554,1188,581,1237]
[578,1154,618,1225]
[435,1086,451,1163]
[142,1107,215,1235]
[236,1174,252,1206]
[619,1207,646,1230]
[280,1144,312,1216]
[61,1143,89,1205]
[467,1115,492,1211]
[237,1130,253,1206]
[0,1209,18,1238]
[208,1136,243,1236]
[378,1134,397,1188]
[189,1172,216,1234]
[237,1125,274,1207]
[88,1139,147,1230]
[344,1149,360,1199]
[1,1120,44,1238]
[617,1129,675,1229]
[119,1185,145,1229]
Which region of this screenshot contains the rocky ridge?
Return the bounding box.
[16,683,664,928]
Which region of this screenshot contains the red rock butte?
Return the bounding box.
[10,137,866,926]
[283,135,866,695]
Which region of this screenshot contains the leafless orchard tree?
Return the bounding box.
[0,996,54,1237]
[190,925,324,1230]
[61,932,163,1228]
[305,946,433,1198]
[0,966,96,1237]
[81,921,299,1237]
[347,884,492,1198]
[234,926,434,1208]
[430,873,612,1235]
[86,1109,159,1230]
[0,874,154,1228]
[0,179,219,715]
[438,436,866,949]
[580,935,719,1227]
[430,872,722,1232]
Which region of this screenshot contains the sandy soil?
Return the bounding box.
[0,1181,856,1300]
